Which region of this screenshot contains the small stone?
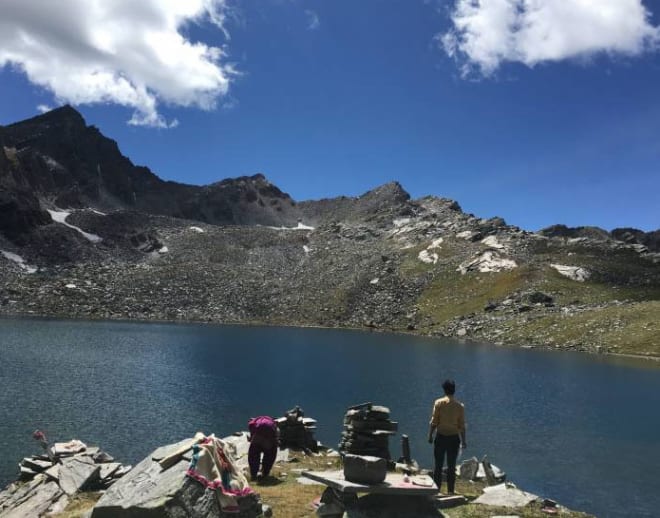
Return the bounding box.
[459,457,479,480]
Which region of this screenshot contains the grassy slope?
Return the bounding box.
[505,301,660,357]
[402,238,660,357]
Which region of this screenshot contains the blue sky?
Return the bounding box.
[1,0,659,231]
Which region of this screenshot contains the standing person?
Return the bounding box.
[247,416,279,481]
[428,379,466,494]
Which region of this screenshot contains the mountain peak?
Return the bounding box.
[7,104,86,130]
[360,181,410,203]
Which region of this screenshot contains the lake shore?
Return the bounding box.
[2,311,659,364]
[0,433,595,518]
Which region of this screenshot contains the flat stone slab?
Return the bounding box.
[296,476,325,486]
[473,483,538,507]
[91,439,261,518]
[52,440,87,456]
[151,436,197,461]
[343,493,439,518]
[0,475,65,518]
[21,457,53,472]
[98,462,122,480]
[434,494,468,508]
[301,471,438,496]
[43,464,60,482]
[92,453,189,516]
[59,457,101,495]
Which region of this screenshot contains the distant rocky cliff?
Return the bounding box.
[1,107,659,358]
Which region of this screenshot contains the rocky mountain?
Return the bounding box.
[0,106,300,229]
[1,107,659,358]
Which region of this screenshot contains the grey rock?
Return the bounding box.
[59,457,101,495]
[458,457,479,480]
[0,475,65,518]
[92,451,115,463]
[481,456,499,486]
[98,462,122,480]
[91,441,261,518]
[473,483,538,507]
[343,455,387,485]
[20,457,52,473]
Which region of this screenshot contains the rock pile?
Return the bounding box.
[339,403,398,460]
[458,456,506,485]
[276,406,319,452]
[0,439,129,517]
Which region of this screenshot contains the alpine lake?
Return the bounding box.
[1,317,659,518]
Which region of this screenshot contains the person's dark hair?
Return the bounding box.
[442,379,456,395]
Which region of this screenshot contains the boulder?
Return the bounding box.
[91,438,261,518]
[458,457,479,480]
[473,483,538,507]
[59,456,101,495]
[0,474,66,518]
[343,455,387,485]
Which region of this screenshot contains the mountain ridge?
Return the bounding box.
[1,107,659,358]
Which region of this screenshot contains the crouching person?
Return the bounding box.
[248,416,279,480]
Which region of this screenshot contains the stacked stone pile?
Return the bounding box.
[276,405,319,452]
[339,403,397,459]
[0,439,129,517]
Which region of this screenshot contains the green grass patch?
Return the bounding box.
[538,269,660,306]
[417,267,534,326]
[505,301,660,357]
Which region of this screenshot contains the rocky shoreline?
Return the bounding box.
[0,430,593,518]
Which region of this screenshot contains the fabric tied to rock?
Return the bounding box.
[186,435,253,512]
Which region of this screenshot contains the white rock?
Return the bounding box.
[189,226,205,233]
[458,251,517,274]
[474,483,538,507]
[418,250,439,265]
[481,235,505,249]
[303,245,311,254]
[456,230,473,239]
[393,218,411,228]
[370,278,379,285]
[550,264,590,282]
[295,222,315,230]
[158,246,169,254]
[65,284,77,289]
[266,222,315,231]
[428,237,444,249]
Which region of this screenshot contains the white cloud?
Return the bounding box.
[441,0,660,76]
[305,9,320,31]
[36,104,53,114]
[0,0,235,128]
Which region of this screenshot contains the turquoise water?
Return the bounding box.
[1,318,659,517]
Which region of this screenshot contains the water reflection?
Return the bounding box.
[0,318,658,517]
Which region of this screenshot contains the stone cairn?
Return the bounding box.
[338,402,398,460]
[0,433,130,517]
[276,405,319,452]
